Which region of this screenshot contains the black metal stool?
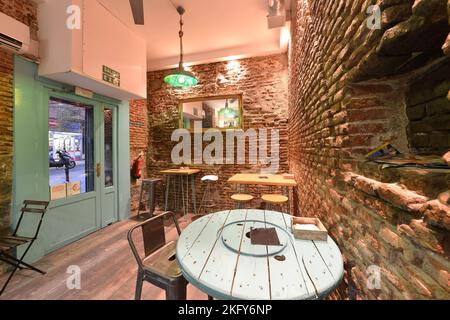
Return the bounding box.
[137,178,163,219]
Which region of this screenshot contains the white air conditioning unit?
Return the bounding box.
[0,11,30,53]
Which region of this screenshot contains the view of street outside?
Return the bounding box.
[49,160,87,193]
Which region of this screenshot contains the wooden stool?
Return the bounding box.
[231,194,254,209]
[261,194,289,212]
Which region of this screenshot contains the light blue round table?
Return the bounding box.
[176,209,344,300]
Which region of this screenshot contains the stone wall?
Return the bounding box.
[0,0,38,272]
[289,0,449,299]
[130,54,289,213]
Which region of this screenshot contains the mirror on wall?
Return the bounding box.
[179,95,243,130]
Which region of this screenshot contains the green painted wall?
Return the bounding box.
[13,56,130,263]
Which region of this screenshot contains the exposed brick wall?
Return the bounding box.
[289,0,449,299]
[129,99,149,213]
[131,54,289,213]
[0,0,37,273]
[0,49,13,238]
[407,60,450,154]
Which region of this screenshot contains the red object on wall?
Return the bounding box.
[132,156,143,179]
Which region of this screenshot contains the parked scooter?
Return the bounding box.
[49,150,76,169]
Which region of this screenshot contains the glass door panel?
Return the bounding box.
[104,108,114,188]
[48,97,95,200]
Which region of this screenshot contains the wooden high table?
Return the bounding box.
[176,209,344,300]
[228,174,297,213]
[160,168,201,216]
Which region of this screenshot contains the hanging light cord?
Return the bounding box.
[178,7,185,68]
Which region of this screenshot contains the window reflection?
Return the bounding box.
[181,96,242,130]
[49,98,94,200]
[104,108,114,188]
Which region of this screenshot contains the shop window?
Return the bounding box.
[49,98,94,200]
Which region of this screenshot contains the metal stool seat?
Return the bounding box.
[231,194,254,202]
[197,175,219,215]
[262,194,289,204]
[231,194,254,209]
[201,175,219,182]
[262,194,289,212]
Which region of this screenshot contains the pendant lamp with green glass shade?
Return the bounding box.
[219,99,238,127]
[219,100,237,119]
[164,6,198,88]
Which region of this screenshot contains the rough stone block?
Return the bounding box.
[382,4,413,29]
[438,190,450,205]
[406,104,426,120]
[380,227,403,249]
[425,97,450,116]
[411,133,430,146]
[422,200,450,230]
[443,150,450,164]
[377,183,429,210]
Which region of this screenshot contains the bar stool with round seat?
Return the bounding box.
[231,193,254,209]
[261,194,289,213]
[197,175,219,216]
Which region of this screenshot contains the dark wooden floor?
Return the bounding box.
[0,214,207,300]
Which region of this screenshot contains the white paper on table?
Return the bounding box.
[293,224,319,231]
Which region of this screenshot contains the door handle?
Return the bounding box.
[97,163,101,178]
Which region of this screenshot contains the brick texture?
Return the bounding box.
[407,61,450,154]
[0,0,37,274]
[130,54,289,213]
[129,99,150,212]
[0,48,13,237]
[289,0,450,299]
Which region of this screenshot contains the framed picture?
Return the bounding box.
[179,94,243,131]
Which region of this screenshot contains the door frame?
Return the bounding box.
[12,56,130,262]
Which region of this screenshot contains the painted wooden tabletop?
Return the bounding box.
[159,168,201,175]
[176,210,344,300]
[228,174,298,187]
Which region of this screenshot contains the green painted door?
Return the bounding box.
[45,94,119,252]
[46,93,99,253]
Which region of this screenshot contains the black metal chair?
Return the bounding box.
[0,200,49,296]
[127,211,188,300]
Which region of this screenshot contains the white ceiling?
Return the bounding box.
[97,0,289,71]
